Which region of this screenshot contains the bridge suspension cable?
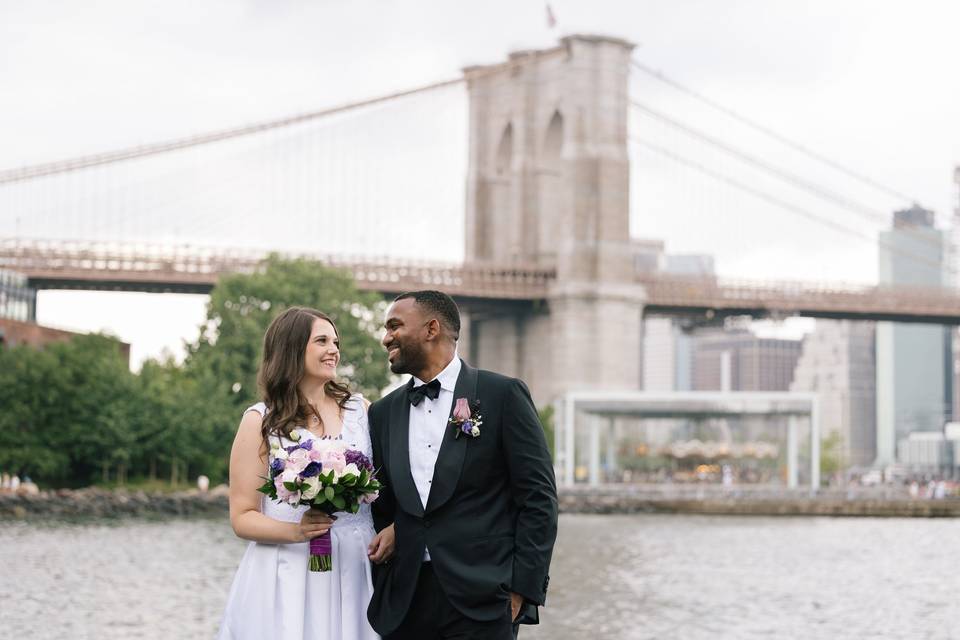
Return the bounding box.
[629,98,946,255]
[630,136,954,277]
[0,76,464,185]
[0,47,574,188]
[630,58,921,205]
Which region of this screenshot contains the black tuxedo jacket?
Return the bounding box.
[366,360,558,636]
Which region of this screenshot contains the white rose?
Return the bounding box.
[470,426,480,437]
[301,476,321,500]
[343,463,360,478]
[273,448,289,461]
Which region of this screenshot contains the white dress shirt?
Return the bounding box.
[408,354,461,560]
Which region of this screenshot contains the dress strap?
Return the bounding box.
[244,402,268,417]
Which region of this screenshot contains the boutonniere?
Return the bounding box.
[450,398,482,439]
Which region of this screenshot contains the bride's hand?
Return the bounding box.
[367,524,395,564]
[297,508,335,542]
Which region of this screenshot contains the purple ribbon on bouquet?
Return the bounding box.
[309,530,333,572]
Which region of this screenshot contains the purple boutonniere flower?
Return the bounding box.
[450,397,482,439]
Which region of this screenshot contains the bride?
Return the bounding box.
[218,306,394,640]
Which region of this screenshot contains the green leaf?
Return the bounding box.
[332,495,345,510]
[324,486,335,501]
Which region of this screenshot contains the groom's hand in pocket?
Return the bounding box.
[368,524,395,564]
[298,509,335,542]
[510,593,524,622]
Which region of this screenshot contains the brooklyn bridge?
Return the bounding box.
[3,34,959,410]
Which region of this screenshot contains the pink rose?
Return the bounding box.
[275,480,299,505]
[453,398,471,421]
[287,448,311,471]
[320,450,346,476]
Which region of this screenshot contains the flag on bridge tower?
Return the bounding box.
[545,3,557,29]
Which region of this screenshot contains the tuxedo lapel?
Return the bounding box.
[388,388,424,517]
[425,360,479,515]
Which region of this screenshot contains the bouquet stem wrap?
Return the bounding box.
[309,530,333,572]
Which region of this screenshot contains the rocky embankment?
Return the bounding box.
[4,486,960,520]
[0,486,229,519]
[559,489,960,517]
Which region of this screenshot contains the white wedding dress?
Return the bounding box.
[217,395,380,640]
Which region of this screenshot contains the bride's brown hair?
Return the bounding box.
[258,306,352,443]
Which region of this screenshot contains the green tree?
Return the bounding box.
[819,430,844,482]
[0,334,135,485]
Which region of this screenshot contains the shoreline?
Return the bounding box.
[3,486,960,520]
[559,492,960,518]
[0,487,229,520]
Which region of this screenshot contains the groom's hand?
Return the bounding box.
[298,509,335,542]
[510,592,523,622]
[367,524,395,564]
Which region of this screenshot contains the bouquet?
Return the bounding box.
[259,433,381,572]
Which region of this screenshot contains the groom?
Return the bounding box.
[366,290,558,639]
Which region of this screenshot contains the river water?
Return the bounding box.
[1,513,958,639]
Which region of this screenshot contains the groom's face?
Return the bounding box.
[382,298,428,375]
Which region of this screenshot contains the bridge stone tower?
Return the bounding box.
[462,34,646,404]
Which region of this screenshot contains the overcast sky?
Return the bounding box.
[3,0,959,365]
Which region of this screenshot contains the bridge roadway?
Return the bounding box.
[4,241,960,324]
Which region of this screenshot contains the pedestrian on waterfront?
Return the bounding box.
[217,306,389,640]
[366,290,558,639]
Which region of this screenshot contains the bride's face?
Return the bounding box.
[303,318,340,382]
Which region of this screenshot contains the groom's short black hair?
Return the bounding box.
[394,290,460,341]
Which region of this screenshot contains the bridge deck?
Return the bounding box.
[4,242,960,323]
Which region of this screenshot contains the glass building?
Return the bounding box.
[876,205,953,465]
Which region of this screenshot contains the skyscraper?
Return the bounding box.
[875,205,952,465]
[691,329,802,392]
[791,320,876,467]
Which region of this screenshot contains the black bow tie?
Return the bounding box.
[408,378,441,406]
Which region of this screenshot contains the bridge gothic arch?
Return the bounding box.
[537,109,565,263]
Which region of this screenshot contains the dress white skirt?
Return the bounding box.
[217,397,380,640]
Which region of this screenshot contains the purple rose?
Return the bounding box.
[344,449,374,473]
[270,458,285,475]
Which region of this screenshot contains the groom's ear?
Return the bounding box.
[424,317,442,341]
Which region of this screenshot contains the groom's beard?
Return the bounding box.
[387,338,426,376]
